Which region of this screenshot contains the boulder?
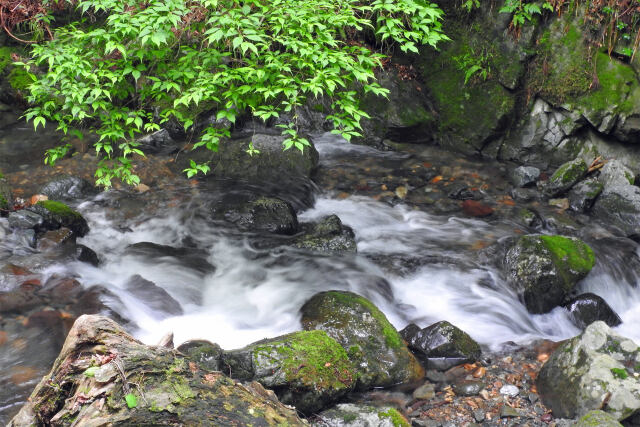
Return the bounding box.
[504,235,595,314]
[314,404,410,427]
[38,175,98,202]
[537,321,640,421]
[574,410,623,427]
[177,340,224,372]
[542,158,588,197]
[511,166,541,188]
[568,178,604,212]
[214,196,299,235]
[222,330,356,414]
[123,275,183,317]
[293,215,357,253]
[599,160,636,188]
[9,315,305,426]
[27,201,89,237]
[592,184,640,236]
[125,242,214,274]
[7,210,44,230]
[401,321,481,371]
[300,291,424,390]
[563,293,622,330]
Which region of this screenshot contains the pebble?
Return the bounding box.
[499,384,519,397]
[412,382,436,400]
[453,380,485,396]
[472,408,485,422]
[500,406,522,418]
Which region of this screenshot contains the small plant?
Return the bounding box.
[611,367,628,380]
[453,48,493,85]
[461,0,480,13]
[500,0,553,29]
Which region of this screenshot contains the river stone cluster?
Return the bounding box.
[537,321,640,421]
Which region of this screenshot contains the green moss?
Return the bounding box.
[253,330,354,391]
[8,66,32,91]
[378,409,410,427]
[539,235,595,275]
[323,291,403,349]
[611,367,628,379]
[343,413,358,423]
[0,194,8,210]
[36,200,82,218]
[0,47,12,75]
[549,159,587,184]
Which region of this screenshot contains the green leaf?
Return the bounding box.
[125,393,138,409]
[84,366,99,377]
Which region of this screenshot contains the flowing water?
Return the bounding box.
[1,130,640,421]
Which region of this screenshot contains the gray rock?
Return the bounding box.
[537,321,640,421]
[403,321,481,368]
[499,406,522,418]
[293,215,356,253]
[137,129,177,154]
[543,158,588,197]
[568,178,604,212]
[314,404,406,427]
[38,175,98,202]
[511,187,540,202]
[511,166,540,187]
[592,184,640,236]
[300,291,424,390]
[599,160,636,188]
[215,196,299,235]
[177,340,223,372]
[8,210,44,230]
[573,410,623,427]
[563,293,622,329]
[453,380,485,396]
[413,382,436,400]
[504,234,595,314]
[123,275,183,318]
[499,384,519,397]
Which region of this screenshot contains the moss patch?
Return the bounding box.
[539,235,595,276]
[36,200,82,219]
[378,409,410,427]
[0,47,12,75]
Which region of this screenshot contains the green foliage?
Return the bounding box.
[610,368,628,380]
[499,0,553,28]
[453,48,492,85]
[20,0,446,187]
[125,393,138,409]
[460,0,480,13]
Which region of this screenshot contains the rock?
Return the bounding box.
[543,158,588,197]
[27,201,89,237]
[403,321,481,369]
[499,406,522,418]
[518,208,543,228]
[599,160,636,188]
[453,380,485,396]
[537,321,640,421]
[511,187,540,203]
[563,293,622,329]
[300,291,423,390]
[7,210,44,230]
[76,244,99,266]
[36,227,75,251]
[413,382,436,400]
[222,330,356,414]
[568,178,604,212]
[8,315,305,426]
[549,198,570,210]
[215,196,299,235]
[574,410,623,427]
[511,166,541,187]
[592,184,640,236]
[177,340,223,372]
[125,242,214,274]
[499,384,519,397]
[314,404,410,427]
[123,275,183,317]
[293,215,356,253]
[504,235,595,314]
[461,200,494,217]
[38,175,98,202]
[137,129,177,154]
[400,323,422,342]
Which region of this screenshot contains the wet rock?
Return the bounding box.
[125,242,214,274]
[74,286,128,324]
[215,196,299,235]
[453,380,485,396]
[499,406,522,418]
[447,184,481,201]
[592,184,640,236]
[123,275,183,317]
[504,234,595,314]
[8,315,305,426]
[314,404,409,427]
[461,200,494,217]
[518,208,543,228]
[0,288,43,313]
[599,160,636,188]
[542,158,587,197]
[300,291,423,390]
[537,321,640,421]
[499,384,519,397]
[563,293,622,329]
[38,175,98,202]
[510,187,540,202]
[574,410,623,427]
[137,129,177,154]
[511,166,540,188]
[400,323,422,342]
[568,178,604,212]
[177,340,223,372]
[412,382,436,400]
[76,244,99,266]
[7,210,44,230]
[36,227,75,251]
[222,330,356,414]
[27,201,89,237]
[403,321,481,370]
[293,215,356,253]
[549,198,569,210]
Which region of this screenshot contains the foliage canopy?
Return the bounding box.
[19,0,446,186]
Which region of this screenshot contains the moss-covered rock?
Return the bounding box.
[28,200,90,237]
[314,403,409,427]
[574,410,623,427]
[8,315,305,426]
[592,184,640,236]
[504,234,595,313]
[537,321,640,421]
[568,178,604,212]
[300,291,424,390]
[293,215,357,253]
[542,158,588,197]
[222,330,356,414]
[177,340,223,372]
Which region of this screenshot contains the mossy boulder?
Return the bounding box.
[8,315,305,426]
[542,158,588,197]
[537,321,640,421]
[28,200,90,237]
[504,234,595,313]
[177,340,223,372]
[222,330,356,414]
[293,215,357,253]
[568,178,604,212]
[574,410,623,427]
[314,404,410,427]
[592,184,640,236]
[213,196,299,235]
[300,291,424,390]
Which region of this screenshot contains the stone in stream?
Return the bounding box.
[293,214,356,253]
[123,275,183,318]
[221,329,356,414]
[504,234,595,314]
[401,321,481,370]
[563,293,622,330]
[7,210,44,230]
[8,315,305,426]
[542,158,587,197]
[300,291,424,390]
[125,242,215,274]
[213,196,299,235]
[38,175,98,202]
[568,178,603,212]
[27,200,90,237]
[592,184,640,237]
[598,160,636,188]
[511,166,540,188]
[537,321,640,421]
[76,244,99,266]
[313,403,410,427]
